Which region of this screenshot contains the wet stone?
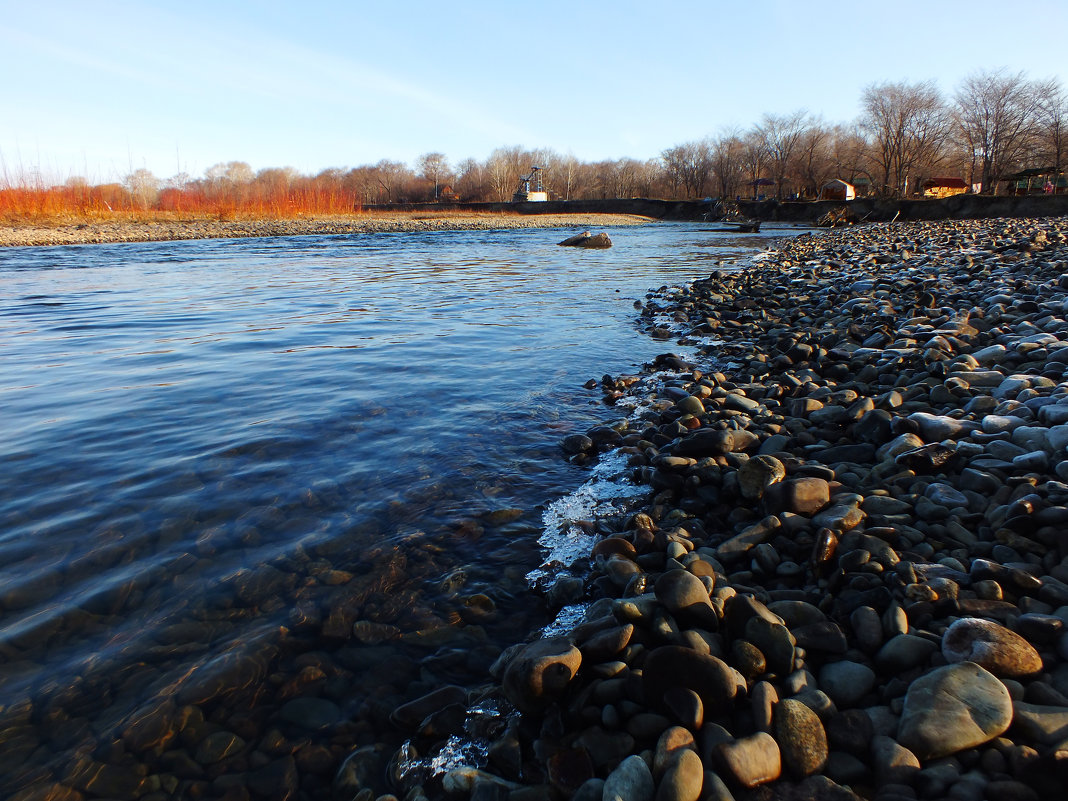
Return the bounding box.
[194,730,245,765]
[278,696,343,731]
[64,755,147,799]
[737,455,786,500]
[502,638,582,713]
[247,755,299,799]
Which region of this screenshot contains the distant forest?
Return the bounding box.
[2,68,1065,220]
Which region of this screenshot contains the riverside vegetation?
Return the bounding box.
[424,216,1068,801]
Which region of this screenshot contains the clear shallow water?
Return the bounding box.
[0,222,791,794]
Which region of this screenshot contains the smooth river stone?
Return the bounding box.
[502,637,582,712]
[655,569,715,625]
[1010,701,1068,746]
[653,726,696,774]
[941,617,1043,678]
[763,477,830,516]
[643,647,738,717]
[772,698,828,777]
[655,749,704,801]
[737,455,786,500]
[713,732,781,788]
[391,685,467,730]
[818,661,877,708]
[897,662,1012,760]
[278,697,342,731]
[603,754,654,801]
[907,412,978,440]
[875,634,938,673]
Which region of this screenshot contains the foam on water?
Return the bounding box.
[395,699,504,780]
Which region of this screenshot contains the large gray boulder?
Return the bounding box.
[897,662,1012,759]
[558,231,613,248]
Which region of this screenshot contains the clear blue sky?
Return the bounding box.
[2,0,1066,185]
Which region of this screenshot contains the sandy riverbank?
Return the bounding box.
[0,212,655,248]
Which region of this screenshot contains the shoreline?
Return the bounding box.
[444,217,1068,801]
[0,212,655,248]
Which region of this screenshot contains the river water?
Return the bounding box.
[0,223,791,798]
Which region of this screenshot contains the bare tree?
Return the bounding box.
[559,154,580,200]
[790,119,833,198]
[659,140,713,198]
[454,158,486,200]
[740,131,769,199]
[224,161,254,184]
[346,165,383,205]
[660,145,687,197]
[1036,77,1068,175]
[755,111,810,200]
[486,146,527,202]
[954,68,1042,193]
[709,131,745,199]
[416,152,450,199]
[827,124,875,189]
[861,80,951,196]
[124,168,159,209]
[373,159,411,203]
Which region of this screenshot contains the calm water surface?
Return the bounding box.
[0,223,790,796]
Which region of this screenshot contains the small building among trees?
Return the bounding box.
[922,177,969,198]
[818,179,856,201]
[1003,169,1068,195]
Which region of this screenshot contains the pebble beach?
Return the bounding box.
[434,216,1068,801]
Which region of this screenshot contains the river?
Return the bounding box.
[0,222,793,799]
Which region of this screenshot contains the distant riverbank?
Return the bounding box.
[0,212,654,248]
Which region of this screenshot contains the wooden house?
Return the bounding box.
[922,177,968,198]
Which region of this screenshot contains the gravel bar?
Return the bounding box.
[0,213,653,248]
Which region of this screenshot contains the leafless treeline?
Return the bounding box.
[41,68,1068,210]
